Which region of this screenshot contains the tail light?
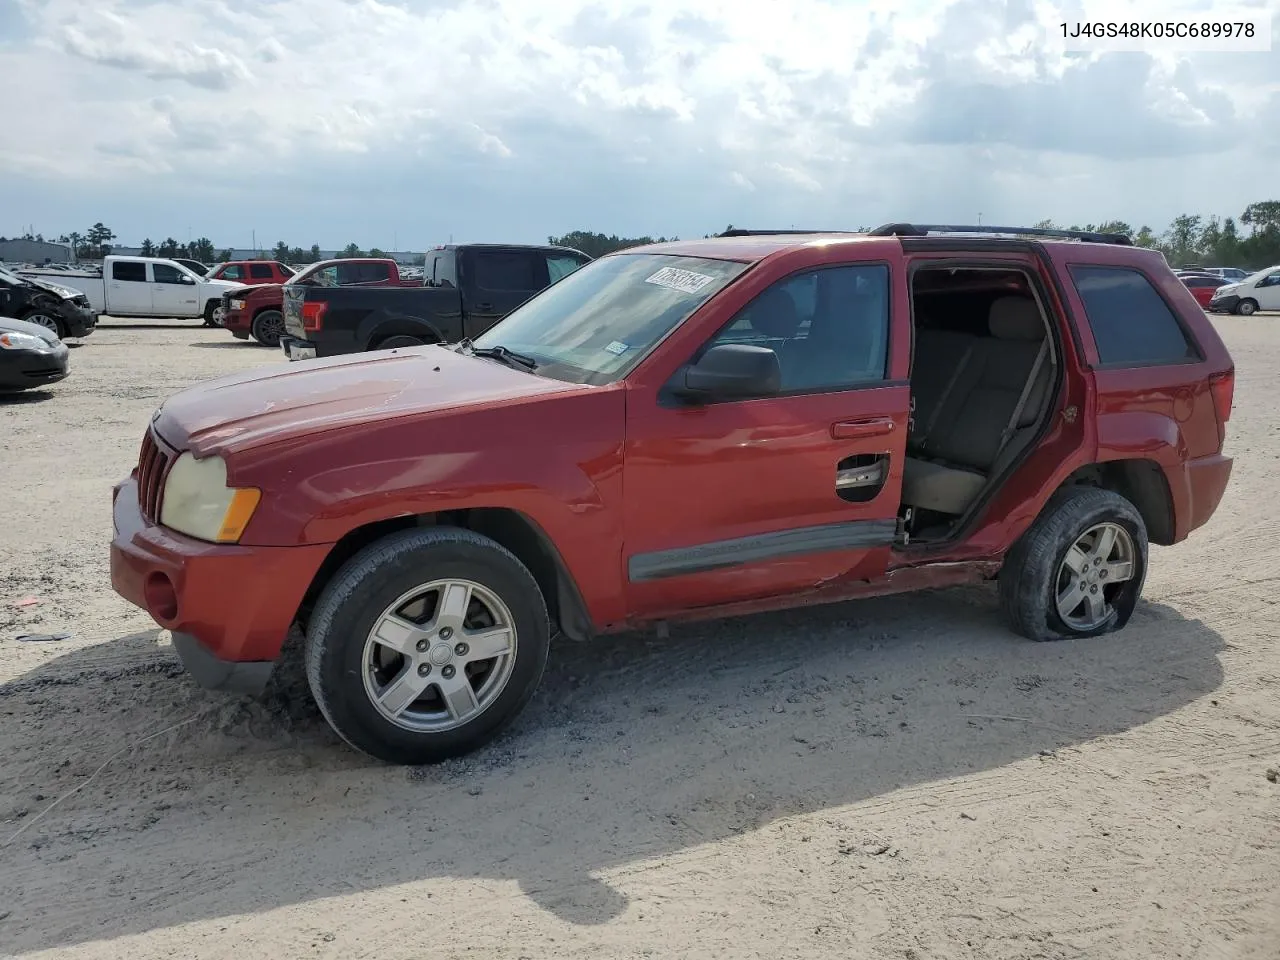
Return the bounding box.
[301,301,327,332]
[1209,369,1234,445]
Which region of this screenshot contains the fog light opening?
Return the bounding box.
[144,572,179,623]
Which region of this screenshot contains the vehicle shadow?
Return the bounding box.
[0,586,1226,949]
[0,388,55,405]
[186,340,268,350]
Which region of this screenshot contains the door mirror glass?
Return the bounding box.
[674,343,781,402]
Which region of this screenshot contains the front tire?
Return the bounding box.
[999,487,1149,642]
[22,311,66,339]
[251,310,285,347]
[1236,299,1258,317]
[203,301,219,327]
[304,527,551,765]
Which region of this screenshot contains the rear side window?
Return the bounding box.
[249,263,274,279]
[473,251,541,291]
[112,262,146,282]
[1069,266,1198,366]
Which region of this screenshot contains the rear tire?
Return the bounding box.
[251,309,285,347]
[375,334,428,350]
[999,487,1149,642]
[304,527,551,765]
[1236,299,1258,317]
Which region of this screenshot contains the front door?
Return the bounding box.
[623,261,910,618]
[107,261,152,315]
[150,263,200,318]
[1254,270,1280,311]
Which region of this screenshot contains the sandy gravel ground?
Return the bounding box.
[0,316,1277,960]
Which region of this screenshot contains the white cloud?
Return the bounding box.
[0,0,1276,248]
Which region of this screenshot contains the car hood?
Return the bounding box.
[152,344,585,456]
[0,314,62,344]
[1214,283,1240,295]
[25,277,81,301]
[203,278,243,291]
[225,283,278,299]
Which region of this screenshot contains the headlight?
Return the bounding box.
[230,299,246,310]
[0,331,50,351]
[159,452,261,543]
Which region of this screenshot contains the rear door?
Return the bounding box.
[248,263,276,285]
[462,249,546,334]
[622,255,911,617]
[106,261,152,315]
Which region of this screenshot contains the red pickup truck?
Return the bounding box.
[112,223,1234,766]
[219,258,413,347]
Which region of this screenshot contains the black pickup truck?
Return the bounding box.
[279,243,591,361]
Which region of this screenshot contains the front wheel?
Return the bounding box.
[304,527,551,765]
[22,311,67,338]
[203,301,220,327]
[999,487,1149,642]
[1236,299,1258,317]
[251,310,285,347]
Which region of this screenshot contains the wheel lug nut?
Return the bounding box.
[417,664,431,677]
[1090,585,1099,594]
[439,627,453,641]
[1099,570,1107,579]
[454,642,469,657]
[416,639,429,652]
[441,665,455,679]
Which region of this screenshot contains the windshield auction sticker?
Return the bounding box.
[644,266,716,295]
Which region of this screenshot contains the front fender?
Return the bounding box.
[236,389,629,629]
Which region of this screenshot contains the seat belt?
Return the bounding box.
[919,343,974,451]
[997,340,1049,451]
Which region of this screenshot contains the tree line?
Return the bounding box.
[10,201,1278,268]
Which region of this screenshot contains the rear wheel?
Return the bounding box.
[999,487,1148,642]
[251,309,285,347]
[375,334,428,350]
[304,527,551,765]
[1236,299,1258,317]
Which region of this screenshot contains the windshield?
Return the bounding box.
[472,253,749,385]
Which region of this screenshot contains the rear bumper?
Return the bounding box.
[1179,452,1233,539]
[109,475,331,693]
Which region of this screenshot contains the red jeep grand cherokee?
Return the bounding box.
[111,223,1234,765]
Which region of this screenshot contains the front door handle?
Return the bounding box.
[476,302,495,311]
[831,417,895,440]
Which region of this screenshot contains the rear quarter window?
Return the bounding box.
[1068,265,1199,366]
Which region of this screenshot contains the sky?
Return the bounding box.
[0,0,1277,251]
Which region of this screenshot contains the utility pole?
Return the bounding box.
[978,212,983,225]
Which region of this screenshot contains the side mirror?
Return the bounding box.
[182,274,196,284]
[673,343,781,402]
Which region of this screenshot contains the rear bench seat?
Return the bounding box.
[903,296,1051,516]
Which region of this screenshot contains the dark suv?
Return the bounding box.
[111,223,1234,765]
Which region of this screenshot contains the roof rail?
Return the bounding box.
[867,222,1133,246]
[715,228,857,238]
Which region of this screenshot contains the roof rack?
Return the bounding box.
[716,228,857,237]
[867,222,1133,246]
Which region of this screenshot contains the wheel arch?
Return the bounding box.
[295,507,595,642]
[1057,458,1176,546]
[361,313,447,350]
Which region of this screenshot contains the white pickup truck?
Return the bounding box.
[19,257,240,325]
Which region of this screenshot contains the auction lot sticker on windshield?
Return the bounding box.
[645,266,716,295]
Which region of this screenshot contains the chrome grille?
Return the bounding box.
[137,428,173,522]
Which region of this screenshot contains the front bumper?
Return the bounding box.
[221,301,252,337]
[0,343,69,390]
[109,475,331,695]
[1207,294,1240,313]
[57,302,97,338]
